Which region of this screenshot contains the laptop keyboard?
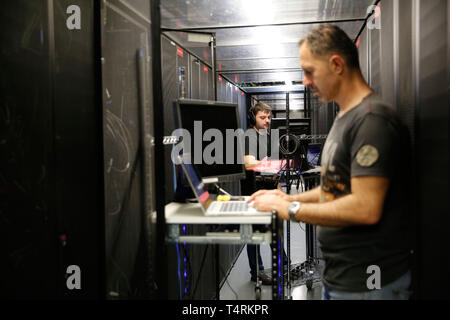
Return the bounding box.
[205,200,270,216]
[218,201,248,213]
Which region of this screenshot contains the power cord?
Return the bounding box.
[214,183,231,196]
[219,264,239,300]
[191,244,209,298]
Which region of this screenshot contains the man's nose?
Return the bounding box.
[303,75,312,88]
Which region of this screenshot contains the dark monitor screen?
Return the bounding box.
[306,143,322,167]
[175,99,246,182]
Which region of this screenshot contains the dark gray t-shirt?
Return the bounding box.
[244,129,270,161]
[318,92,413,292]
[241,130,273,195]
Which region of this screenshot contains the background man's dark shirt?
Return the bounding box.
[241,129,274,195]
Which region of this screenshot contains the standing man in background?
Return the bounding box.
[242,102,287,285]
[249,24,413,299]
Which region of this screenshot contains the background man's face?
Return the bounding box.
[299,43,339,103]
[254,110,271,130]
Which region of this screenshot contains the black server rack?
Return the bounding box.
[160,33,247,299]
[357,0,449,299]
[1,0,104,298]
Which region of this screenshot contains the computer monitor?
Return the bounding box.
[174,99,246,183]
[306,143,322,167]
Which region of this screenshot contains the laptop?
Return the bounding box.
[178,156,271,216]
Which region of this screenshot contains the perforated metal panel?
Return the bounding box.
[239,90,247,129]
[199,62,209,100]
[102,0,156,299]
[177,45,190,99]
[380,0,395,106]
[369,27,381,95]
[397,0,415,137]
[162,37,178,135]
[190,56,200,99]
[0,0,61,298]
[416,0,449,298]
[161,36,178,206]
[217,76,226,101]
[358,27,369,82]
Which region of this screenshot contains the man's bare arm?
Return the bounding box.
[248,185,320,203]
[291,186,321,203]
[254,176,389,227]
[292,176,389,226]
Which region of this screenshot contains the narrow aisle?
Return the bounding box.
[220,220,322,300]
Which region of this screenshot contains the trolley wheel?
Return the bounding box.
[255,286,261,300]
[306,279,313,290]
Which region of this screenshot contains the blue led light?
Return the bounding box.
[182,224,188,297]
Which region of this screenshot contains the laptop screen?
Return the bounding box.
[179,156,212,210]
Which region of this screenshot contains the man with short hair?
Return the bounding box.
[243,102,272,170]
[249,25,413,299]
[241,102,286,285]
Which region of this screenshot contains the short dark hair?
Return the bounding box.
[299,24,360,70]
[251,101,272,115]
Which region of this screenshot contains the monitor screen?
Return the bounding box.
[306,143,322,167]
[175,99,246,182]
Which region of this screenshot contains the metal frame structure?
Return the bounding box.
[165,203,284,300]
[150,0,168,299]
[2,0,448,301]
[151,0,390,299]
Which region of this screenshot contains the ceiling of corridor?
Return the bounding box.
[160,0,376,93]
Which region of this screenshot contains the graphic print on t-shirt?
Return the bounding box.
[355,144,379,167]
[320,138,349,202]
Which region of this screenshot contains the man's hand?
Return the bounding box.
[244,155,260,169]
[247,189,292,203]
[251,194,290,220]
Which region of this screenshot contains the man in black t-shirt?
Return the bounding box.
[241,102,276,195]
[241,102,285,285]
[249,25,413,299]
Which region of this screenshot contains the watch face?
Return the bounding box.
[289,202,298,216]
[290,202,298,211]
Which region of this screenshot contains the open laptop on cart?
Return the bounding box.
[178,156,271,216]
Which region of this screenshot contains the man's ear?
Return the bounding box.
[329,54,344,75]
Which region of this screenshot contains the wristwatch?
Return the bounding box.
[288,201,301,221]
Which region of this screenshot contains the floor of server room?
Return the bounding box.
[220,186,324,300]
